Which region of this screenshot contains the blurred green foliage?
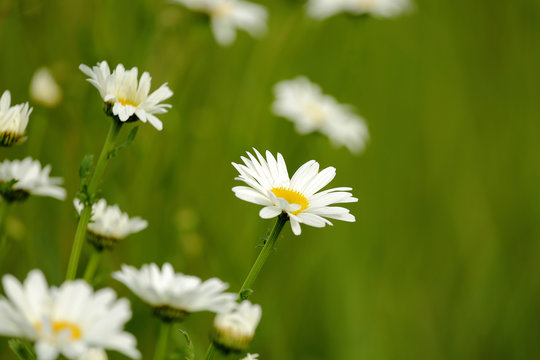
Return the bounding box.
[1,0,540,359]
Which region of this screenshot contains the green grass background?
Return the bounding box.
[1,0,539,358]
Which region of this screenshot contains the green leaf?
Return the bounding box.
[179,329,195,360]
[108,126,138,159]
[8,339,36,360]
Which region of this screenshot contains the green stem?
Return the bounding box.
[83,249,102,283]
[153,322,171,360]
[204,213,288,359]
[65,119,122,280]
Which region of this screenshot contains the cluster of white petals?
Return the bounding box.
[0,157,66,201]
[213,300,262,351]
[232,149,357,235]
[307,0,411,20]
[74,199,148,242]
[30,67,63,108]
[80,61,173,130]
[273,77,369,154]
[0,90,32,146]
[0,270,140,360]
[171,0,267,46]
[113,263,236,319]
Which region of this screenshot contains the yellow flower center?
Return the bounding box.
[117,98,138,107]
[35,321,82,340]
[212,3,234,18]
[271,187,309,215]
[304,103,326,125]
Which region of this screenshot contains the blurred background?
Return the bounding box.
[1,0,540,358]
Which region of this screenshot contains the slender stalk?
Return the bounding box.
[204,213,289,359]
[65,119,122,280]
[83,249,102,283]
[153,322,171,360]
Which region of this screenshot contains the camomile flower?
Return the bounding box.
[0,90,32,146]
[74,199,148,250]
[113,263,236,322]
[273,77,369,154]
[171,0,267,46]
[232,149,357,235]
[307,0,412,20]
[242,354,259,360]
[30,67,63,108]
[212,301,262,353]
[0,157,66,202]
[79,61,173,130]
[0,269,140,360]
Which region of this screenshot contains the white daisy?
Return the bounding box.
[0,269,140,360]
[74,199,148,249]
[307,0,411,19]
[171,0,267,46]
[0,157,66,202]
[213,301,261,352]
[232,149,357,235]
[273,77,369,154]
[79,61,173,130]
[113,263,236,322]
[30,67,63,108]
[242,354,259,360]
[0,90,32,146]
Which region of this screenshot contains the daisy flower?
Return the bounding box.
[171,0,267,46]
[79,61,173,130]
[232,149,357,235]
[74,199,148,250]
[307,0,412,20]
[0,157,66,202]
[273,77,369,154]
[30,67,63,108]
[113,263,236,322]
[0,269,140,360]
[212,300,262,352]
[0,90,32,147]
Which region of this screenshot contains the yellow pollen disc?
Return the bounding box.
[117,98,138,107]
[52,321,82,340]
[271,187,309,215]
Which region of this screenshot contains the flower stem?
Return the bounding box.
[204,213,288,359]
[66,119,122,280]
[83,249,102,284]
[153,322,171,360]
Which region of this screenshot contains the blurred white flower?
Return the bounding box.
[30,67,63,108]
[171,0,267,46]
[78,348,107,360]
[79,61,173,130]
[74,198,147,249]
[273,77,369,154]
[307,0,412,19]
[213,301,261,352]
[113,263,236,322]
[0,270,140,360]
[232,149,357,235]
[0,157,66,202]
[0,90,32,147]
[242,354,259,360]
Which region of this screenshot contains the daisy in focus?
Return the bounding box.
[212,300,262,353]
[307,0,412,20]
[0,157,66,202]
[79,61,173,130]
[74,199,148,250]
[273,77,369,154]
[0,269,140,360]
[0,90,32,147]
[30,67,63,108]
[171,0,267,46]
[113,263,236,322]
[232,149,357,235]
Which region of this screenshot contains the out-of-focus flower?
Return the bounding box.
[307,0,412,19]
[0,270,140,360]
[113,263,236,322]
[30,67,63,108]
[79,61,173,130]
[78,348,107,360]
[232,149,357,235]
[273,77,369,154]
[212,301,262,353]
[0,157,66,202]
[74,199,147,250]
[171,0,267,46]
[0,90,32,147]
